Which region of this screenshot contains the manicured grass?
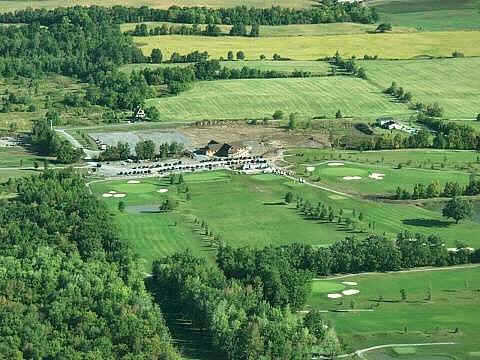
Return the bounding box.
[371,0,480,31]
[120,60,331,75]
[0,147,50,168]
[146,77,410,121]
[0,168,38,182]
[92,171,480,271]
[133,31,480,60]
[311,281,345,294]
[392,347,416,355]
[306,267,480,355]
[362,57,480,119]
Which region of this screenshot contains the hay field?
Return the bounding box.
[146,77,410,121]
[362,57,480,118]
[0,0,312,12]
[133,31,480,60]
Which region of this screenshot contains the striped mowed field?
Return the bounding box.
[147,77,410,121]
[134,31,480,60]
[363,57,480,118]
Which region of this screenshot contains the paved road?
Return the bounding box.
[354,342,457,359]
[55,129,100,160]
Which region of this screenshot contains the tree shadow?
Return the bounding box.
[263,201,287,206]
[402,218,452,228]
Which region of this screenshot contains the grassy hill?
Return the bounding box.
[133,31,480,60]
[362,57,480,119]
[146,76,410,121]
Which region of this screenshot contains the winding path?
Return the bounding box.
[354,342,457,359]
[55,128,100,160]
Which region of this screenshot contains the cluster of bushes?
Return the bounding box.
[31,117,83,163]
[169,50,209,63]
[384,81,412,103]
[126,23,230,37]
[395,178,480,200]
[151,251,339,360]
[0,4,379,26]
[0,170,180,359]
[384,82,444,117]
[0,90,36,112]
[330,51,367,79]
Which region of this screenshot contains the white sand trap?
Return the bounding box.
[306,166,315,172]
[157,189,168,193]
[108,191,117,194]
[328,293,343,299]
[343,176,362,180]
[369,173,385,180]
[113,193,126,198]
[102,193,113,198]
[342,281,358,286]
[328,162,344,166]
[342,289,360,296]
[127,180,140,184]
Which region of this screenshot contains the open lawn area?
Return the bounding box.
[306,267,480,356]
[362,57,480,119]
[371,0,480,31]
[146,77,410,121]
[133,31,480,60]
[92,171,480,271]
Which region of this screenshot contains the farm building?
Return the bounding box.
[197,140,249,158]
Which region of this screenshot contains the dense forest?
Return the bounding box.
[0,3,379,26]
[0,170,180,359]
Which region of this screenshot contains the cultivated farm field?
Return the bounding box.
[146,77,410,121]
[133,31,480,60]
[362,57,480,119]
[306,267,480,356]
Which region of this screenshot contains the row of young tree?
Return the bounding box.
[395,178,480,200]
[99,140,184,161]
[151,251,341,360]
[0,170,180,359]
[384,82,443,117]
[0,4,379,26]
[127,22,260,37]
[329,51,367,79]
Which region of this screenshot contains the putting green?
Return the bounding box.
[311,281,345,294]
[110,183,159,194]
[328,195,347,200]
[318,167,368,177]
[393,347,417,355]
[184,172,231,183]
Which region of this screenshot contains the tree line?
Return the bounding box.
[0,170,180,359]
[99,140,184,161]
[329,51,367,79]
[384,82,443,117]
[395,178,480,200]
[31,117,83,163]
[126,22,260,37]
[356,115,480,151]
[0,3,379,26]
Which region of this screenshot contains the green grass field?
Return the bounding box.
[306,267,480,356]
[134,31,480,60]
[362,57,480,119]
[146,76,410,121]
[371,0,480,31]
[92,171,480,272]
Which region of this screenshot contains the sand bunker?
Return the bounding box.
[127,180,140,184]
[342,281,358,286]
[102,193,113,198]
[328,162,344,166]
[108,191,117,194]
[328,293,343,299]
[113,193,126,198]
[306,166,315,172]
[369,173,385,180]
[157,189,168,193]
[342,289,360,296]
[343,176,362,180]
[329,195,347,200]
